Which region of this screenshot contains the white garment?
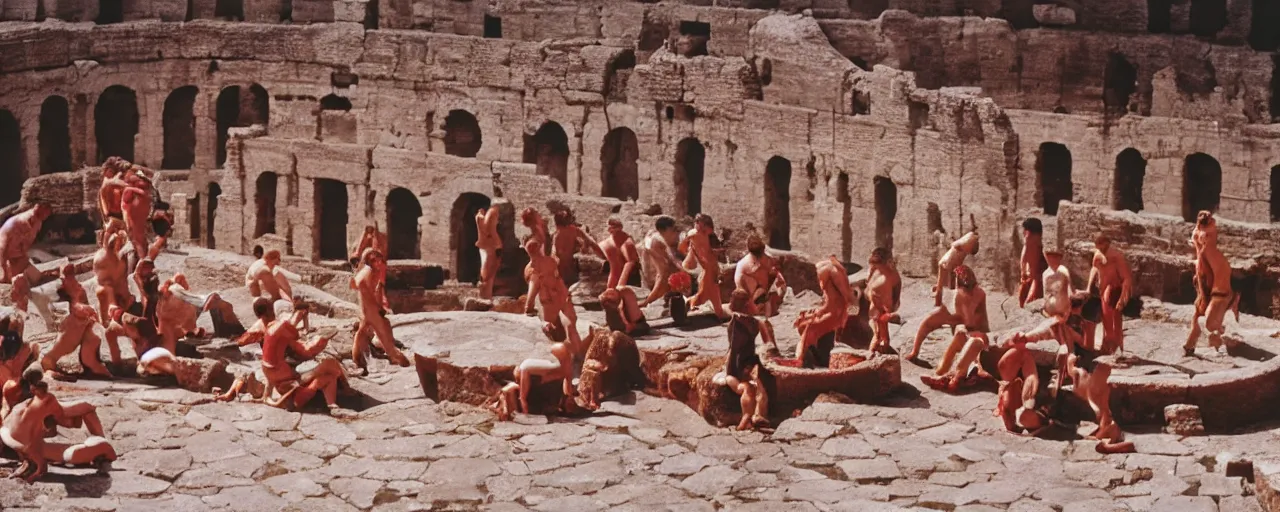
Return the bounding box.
[1042,265,1071,318]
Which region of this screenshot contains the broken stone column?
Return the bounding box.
[1164,404,1206,436]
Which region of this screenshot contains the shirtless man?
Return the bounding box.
[120,169,155,272]
[722,289,775,430]
[907,265,989,367]
[11,262,83,331]
[600,288,647,336]
[933,214,980,307]
[552,209,604,286]
[1018,218,1047,308]
[352,249,410,374]
[0,204,52,284]
[39,301,111,380]
[156,273,245,346]
[519,208,550,313]
[734,233,786,317]
[600,218,640,290]
[1186,211,1238,355]
[865,248,901,355]
[475,206,502,300]
[93,231,133,324]
[2,372,117,483]
[494,339,574,421]
[246,249,294,309]
[1065,351,1135,453]
[991,331,1042,432]
[261,308,347,411]
[350,225,387,268]
[640,216,684,307]
[98,158,129,235]
[794,256,853,367]
[678,214,727,321]
[524,238,583,353]
[1087,235,1133,354]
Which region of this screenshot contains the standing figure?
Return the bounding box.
[352,249,410,373]
[932,214,980,307]
[551,209,604,286]
[1186,211,1238,355]
[524,238,583,353]
[519,208,551,314]
[493,340,574,421]
[866,248,901,354]
[98,158,129,235]
[640,216,684,307]
[906,265,989,366]
[93,232,133,324]
[0,204,52,284]
[119,169,155,272]
[734,233,786,317]
[1017,218,1047,308]
[600,218,640,290]
[723,289,774,430]
[1087,235,1133,354]
[678,214,727,321]
[350,226,389,308]
[475,206,502,301]
[793,256,853,367]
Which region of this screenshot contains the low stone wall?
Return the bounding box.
[1107,356,1280,430]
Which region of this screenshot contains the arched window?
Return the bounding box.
[523,122,570,191]
[315,179,348,260]
[874,176,898,252]
[317,95,355,143]
[764,156,792,250]
[216,86,241,168]
[386,188,422,260]
[443,110,482,158]
[39,97,72,174]
[673,138,705,217]
[1182,153,1222,222]
[600,127,640,201]
[255,173,278,238]
[0,111,23,206]
[1113,148,1147,213]
[162,86,199,169]
[1103,53,1137,115]
[1036,142,1073,215]
[95,86,138,164]
[319,94,352,111]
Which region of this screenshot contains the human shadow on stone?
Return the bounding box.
[41,470,112,498]
[875,384,932,409]
[1224,342,1274,362]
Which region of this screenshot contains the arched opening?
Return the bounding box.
[451,193,491,283]
[1272,56,1280,122]
[216,86,242,168]
[315,179,349,261]
[97,0,123,23]
[162,86,198,170]
[206,183,222,249]
[443,110,482,158]
[319,95,351,111]
[1182,153,1222,222]
[600,127,640,201]
[1148,0,1172,33]
[1250,0,1280,51]
[1036,142,1073,215]
[38,96,71,174]
[1271,165,1280,222]
[94,86,138,164]
[0,111,22,206]
[764,156,792,250]
[244,84,270,127]
[873,176,898,252]
[1190,0,1227,38]
[1113,148,1147,213]
[386,188,422,260]
[1103,53,1137,115]
[254,173,278,238]
[317,94,355,143]
[673,138,705,217]
[522,122,569,191]
[214,0,244,20]
[188,194,201,243]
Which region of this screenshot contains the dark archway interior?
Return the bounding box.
[1270,165,1280,222]
[1103,53,1137,115]
[320,94,352,111]
[484,14,502,38]
[95,86,138,164]
[215,0,244,20]
[216,86,242,168]
[443,110,482,158]
[0,111,22,207]
[246,84,270,126]
[1182,153,1222,222]
[255,173,278,238]
[1272,55,1280,122]
[1250,0,1280,51]
[1148,0,1172,33]
[873,176,898,253]
[452,193,491,283]
[188,193,201,243]
[163,86,199,170]
[601,127,640,201]
[1190,0,1227,38]
[1114,148,1147,213]
[764,156,792,250]
[386,187,422,260]
[39,96,72,174]
[97,0,123,23]
[207,183,222,249]
[837,172,852,262]
[674,138,705,218]
[316,179,349,261]
[1036,142,1073,215]
[523,122,570,191]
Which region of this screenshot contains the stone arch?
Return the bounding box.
[254,172,278,238]
[1036,142,1073,215]
[1182,153,1222,222]
[95,85,138,164]
[1113,148,1147,213]
[764,156,792,250]
[97,0,123,23]
[443,110,482,158]
[206,183,222,249]
[522,122,569,191]
[1272,165,1280,222]
[1190,0,1227,38]
[315,179,348,260]
[0,111,22,206]
[673,138,705,218]
[873,176,898,252]
[244,84,270,126]
[38,96,71,175]
[386,188,422,260]
[1103,53,1137,115]
[451,193,491,283]
[600,127,640,201]
[162,86,198,170]
[215,0,244,20]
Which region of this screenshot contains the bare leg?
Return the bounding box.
[1206,295,1230,349]
[935,327,968,376]
[618,287,643,325]
[641,271,671,306]
[95,286,115,324]
[907,307,954,361]
[524,274,540,316]
[78,330,112,378]
[352,321,372,374]
[933,263,948,307]
[559,303,582,355]
[947,335,987,387]
[371,316,409,366]
[725,375,753,430]
[480,249,499,300]
[57,402,104,436]
[516,368,532,414]
[42,317,91,377]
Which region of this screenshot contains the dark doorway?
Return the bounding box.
[837,172,852,262]
[673,138,705,217]
[216,86,242,168]
[38,96,72,174]
[244,84,270,126]
[315,179,348,261]
[1148,0,1171,33]
[319,95,351,111]
[1272,55,1280,122]
[1190,0,1227,38]
[1271,165,1280,222]
[207,183,222,249]
[1036,142,1073,215]
[443,110,482,158]
[600,127,640,201]
[95,86,138,164]
[386,187,422,260]
[764,156,792,250]
[1252,0,1280,51]
[451,193,491,283]
[188,194,201,242]
[1113,148,1147,213]
[484,14,502,38]
[1103,53,1137,115]
[522,122,570,191]
[255,173,278,238]
[162,86,198,169]
[97,0,123,23]
[0,111,22,207]
[1182,153,1222,221]
[215,0,243,20]
[873,176,897,252]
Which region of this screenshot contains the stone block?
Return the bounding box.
[1032,4,1076,26]
[1163,404,1205,436]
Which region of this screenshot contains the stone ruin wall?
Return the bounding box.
[2,0,1279,297]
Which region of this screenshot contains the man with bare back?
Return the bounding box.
[793,256,852,367]
[93,231,133,324]
[525,237,583,354]
[1187,211,1238,355]
[352,249,410,374]
[120,168,155,272]
[600,287,647,336]
[246,249,294,308]
[476,206,502,300]
[932,214,980,307]
[1087,235,1133,354]
[679,214,727,320]
[351,225,387,268]
[519,208,550,313]
[98,158,129,235]
[39,301,112,380]
[493,339,575,421]
[260,308,347,411]
[734,233,786,317]
[640,216,684,307]
[907,265,989,367]
[12,263,83,331]
[600,218,639,290]
[1018,218,1047,308]
[2,371,117,483]
[156,273,245,344]
[866,248,901,355]
[552,209,604,286]
[0,204,52,284]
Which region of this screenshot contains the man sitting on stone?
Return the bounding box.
[599,287,647,336]
[734,232,786,317]
[246,249,295,309]
[907,265,989,368]
[793,256,853,367]
[259,306,347,412]
[1,369,117,483]
[103,304,216,388]
[0,203,52,284]
[552,208,604,286]
[493,328,575,421]
[719,289,774,431]
[156,272,246,344]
